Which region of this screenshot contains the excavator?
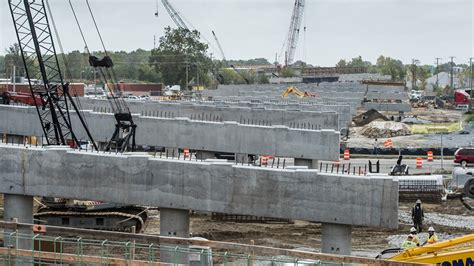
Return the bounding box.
[378,178,474,264]
[8,0,145,232]
[281,86,317,98]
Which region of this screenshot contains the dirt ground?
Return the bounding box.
[144,200,473,258]
[348,107,471,149]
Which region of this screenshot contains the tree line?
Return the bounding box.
[1,27,472,89]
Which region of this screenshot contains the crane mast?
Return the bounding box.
[8,0,96,149]
[161,0,189,30]
[284,0,305,66]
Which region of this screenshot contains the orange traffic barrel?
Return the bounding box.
[427,151,433,161]
[416,157,423,168]
[184,148,190,158]
[384,139,393,148]
[343,149,350,160]
[261,155,269,166]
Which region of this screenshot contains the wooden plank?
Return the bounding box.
[0,247,171,265]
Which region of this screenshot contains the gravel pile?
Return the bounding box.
[399,210,474,230]
[360,120,411,138]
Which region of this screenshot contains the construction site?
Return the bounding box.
[0,0,473,265]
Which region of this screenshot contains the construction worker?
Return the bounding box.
[410,227,421,246]
[424,227,439,245]
[411,199,424,233]
[402,234,417,250]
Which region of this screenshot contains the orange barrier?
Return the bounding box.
[416,157,423,168]
[184,148,190,159]
[384,139,393,148]
[343,149,350,160]
[427,151,433,161]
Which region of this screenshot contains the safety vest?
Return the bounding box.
[402,240,417,250]
[427,234,438,244]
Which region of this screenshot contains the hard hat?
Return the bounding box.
[428,227,435,232]
[410,227,417,233]
[416,199,422,204]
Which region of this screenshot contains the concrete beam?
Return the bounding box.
[365,92,408,101]
[0,105,340,161]
[78,98,340,130]
[364,102,412,112]
[0,145,399,228]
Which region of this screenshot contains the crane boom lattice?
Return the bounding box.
[161,0,189,30]
[284,0,305,66]
[8,0,95,148]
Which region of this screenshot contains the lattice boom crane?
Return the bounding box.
[284,0,305,66]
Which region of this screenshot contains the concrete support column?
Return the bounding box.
[294,158,319,169]
[3,194,34,263]
[195,151,215,161]
[235,153,249,164]
[159,208,190,264]
[321,223,352,255]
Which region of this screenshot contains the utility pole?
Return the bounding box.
[185,54,188,90]
[435,57,441,90]
[470,57,473,94]
[411,58,419,90]
[469,57,473,112]
[12,65,16,93]
[449,56,455,89]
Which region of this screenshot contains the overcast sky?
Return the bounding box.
[1,0,473,66]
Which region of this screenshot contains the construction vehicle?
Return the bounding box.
[454,89,471,107]
[1,91,45,106]
[389,155,409,176]
[281,86,316,98]
[8,0,146,232]
[377,234,474,264]
[376,179,474,263]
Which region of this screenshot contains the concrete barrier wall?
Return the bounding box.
[0,105,340,160]
[0,145,399,228]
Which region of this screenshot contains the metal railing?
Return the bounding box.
[0,221,421,265]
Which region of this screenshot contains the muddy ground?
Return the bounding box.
[144,200,473,257]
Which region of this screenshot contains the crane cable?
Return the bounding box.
[45,0,89,129]
[85,0,129,113]
[68,0,124,114]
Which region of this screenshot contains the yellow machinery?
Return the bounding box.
[381,179,474,264]
[281,86,316,98]
[385,234,474,264]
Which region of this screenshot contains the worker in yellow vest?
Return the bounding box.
[410,227,421,246]
[424,227,439,245]
[402,234,417,250]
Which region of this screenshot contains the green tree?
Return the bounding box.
[347,56,372,68]
[0,55,5,78]
[4,43,25,77]
[336,59,347,68]
[149,27,211,88]
[137,64,161,83]
[374,55,406,81]
[281,67,296,78]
